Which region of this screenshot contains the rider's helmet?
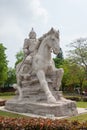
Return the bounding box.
[29,28,36,39]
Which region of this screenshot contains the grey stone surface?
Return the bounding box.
[5,28,78,117]
[5,99,77,117]
[1,106,85,119]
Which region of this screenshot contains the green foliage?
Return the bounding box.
[82,80,87,90]
[0,100,6,106]
[67,38,87,78]
[4,67,16,87]
[56,48,63,59]
[65,38,87,92]
[65,96,81,101]
[0,43,8,86]
[15,50,24,66]
[54,48,64,68]
[82,97,87,102]
[60,59,85,92]
[53,57,63,68]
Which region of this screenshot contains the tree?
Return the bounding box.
[56,48,63,59]
[0,43,8,86]
[15,50,24,66]
[67,38,87,78]
[4,67,16,87]
[60,60,78,91]
[53,48,64,68]
[60,59,85,93]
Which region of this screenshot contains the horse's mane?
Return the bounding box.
[37,28,59,49]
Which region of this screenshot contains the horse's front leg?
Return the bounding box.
[36,70,57,103]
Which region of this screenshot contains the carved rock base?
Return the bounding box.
[5,76,78,117]
[5,98,78,117]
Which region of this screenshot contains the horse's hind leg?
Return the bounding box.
[56,68,64,90]
[37,70,57,103]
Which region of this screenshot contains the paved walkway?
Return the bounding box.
[77,108,87,114]
[0,106,87,119]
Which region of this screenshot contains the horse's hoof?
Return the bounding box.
[47,96,57,103]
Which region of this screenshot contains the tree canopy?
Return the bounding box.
[4,67,16,87]
[67,38,87,78]
[15,50,24,66]
[0,43,8,86]
[53,48,64,68]
[60,59,86,92]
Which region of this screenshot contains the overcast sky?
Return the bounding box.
[0,0,87,67]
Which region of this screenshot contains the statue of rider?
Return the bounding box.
[16,28,39,84]
[23,28,39,64]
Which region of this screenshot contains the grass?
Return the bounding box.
[0,95,14,100]
[0,95,27,118]
[76,101,87,108]
[68,113,87,122]
[67,101,87,122]
[0,92,15,100]
[0,110,28,118]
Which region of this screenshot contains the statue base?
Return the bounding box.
[5,96,78,117]
[5,77,78,117]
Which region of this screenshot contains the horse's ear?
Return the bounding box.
[58,30,60,36]
[50,27,54,32]
[49,27,54,34]
[51,27,53,30]
[58,30,59,33]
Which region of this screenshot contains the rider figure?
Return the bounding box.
[23,28,39,64]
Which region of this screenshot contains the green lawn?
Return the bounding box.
[76,101,87,108]
[0,95,27,118]
[67,101,87,122]
[0,92,15,100]
[68,113,87,122]
[0,110,27,118]
[0,95,14,100]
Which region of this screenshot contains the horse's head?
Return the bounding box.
[42,28,60,55]
[49,28,60,55]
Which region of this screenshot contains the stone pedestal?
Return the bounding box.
[5,78,78,117]
[5,98,77,117]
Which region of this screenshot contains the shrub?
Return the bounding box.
[0,87,15,92]
[0,100,6,106]
[82,96,87,102]
[65,96,81,101]
[0,117,87,130]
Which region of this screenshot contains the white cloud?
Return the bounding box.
[0,0,49,67]
[30,0,48,24]
[67,0,86,4]
[0,0,87,67]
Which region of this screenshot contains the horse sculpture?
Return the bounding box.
[5,28,78,117]
[16,28,64,103]
[32,28,64,103]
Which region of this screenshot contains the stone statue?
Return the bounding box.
[23,28,38,60]
[16,28,64,103]
[16,28,39,86]
[5,28,78,117]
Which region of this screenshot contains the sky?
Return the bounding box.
[0,0,87,67]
